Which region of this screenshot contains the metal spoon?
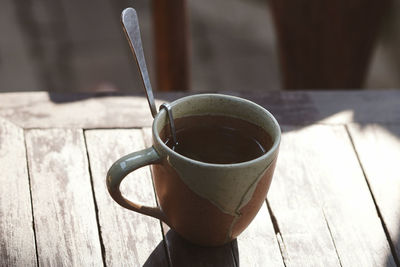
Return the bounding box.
[121,7,157,118]
[121,8,178,146]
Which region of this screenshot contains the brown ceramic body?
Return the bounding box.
[107,94,281,246]
[152,158,277,246]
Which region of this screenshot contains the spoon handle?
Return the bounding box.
[121,8,158,118]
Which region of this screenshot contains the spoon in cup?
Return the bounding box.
[121,7,178,146]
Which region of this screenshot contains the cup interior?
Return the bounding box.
[153,94,280,164]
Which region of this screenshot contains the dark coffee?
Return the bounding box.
[160,115,273,164]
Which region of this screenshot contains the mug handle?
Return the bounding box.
[106,147,168,223]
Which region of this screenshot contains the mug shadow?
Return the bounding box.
[143,228,239,267]
[141,239,169,267]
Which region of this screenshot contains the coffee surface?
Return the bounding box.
[161,115,273,164]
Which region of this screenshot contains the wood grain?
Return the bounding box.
[0,92,157,129]
[267,126,341,266]
[1,90,400,128]
[0,118,37,266]
[25,129,103,266]
[268,125,396,266]
[85,129,168,266]
[142,128,237,266]
[233,202,285,267]
[348,123,400,263]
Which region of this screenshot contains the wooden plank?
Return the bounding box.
[268,125,396,266]
[1,90,400,128]
[0,118,37,266]
[233,202,285,267]
[25,129,103,266]
[267,127,341,266]
[348,123,400,263]
[142,128,237,266]
[238,90,400,125]
[85,129,168,266]
[0,92,158,129]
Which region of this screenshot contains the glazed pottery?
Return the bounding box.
[106,94,281,246]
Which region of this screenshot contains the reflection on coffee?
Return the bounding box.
[161,115,273,164]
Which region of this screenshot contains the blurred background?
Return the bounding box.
[1,0,399,93]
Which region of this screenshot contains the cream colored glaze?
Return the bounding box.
[153,94,280,216]
[168,154,275,215]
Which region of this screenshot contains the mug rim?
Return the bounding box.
[152,93,281,168]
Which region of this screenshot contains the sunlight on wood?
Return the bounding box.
[268,124,396,266]
[349,123,400,262]
[0,119,36,266]
[25,129,102,266]
[85,129,167,266]
[317,109,354,124]
[235,203,284,266]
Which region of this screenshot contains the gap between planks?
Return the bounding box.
[82,131,107,267]
[0,119,37,266]
[345,125,400,266]
[267,124,396,266]
[84,128,168,266]
[23,130,40,267]
[321,209,343,267]
[24,128,103,266]
[266,201,289,267]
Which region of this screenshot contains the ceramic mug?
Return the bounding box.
[106,94,281,246]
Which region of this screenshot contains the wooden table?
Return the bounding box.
[1,90,400,266]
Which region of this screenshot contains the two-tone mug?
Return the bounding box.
[107,94,280,246]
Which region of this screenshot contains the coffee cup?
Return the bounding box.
[106,94,281,246]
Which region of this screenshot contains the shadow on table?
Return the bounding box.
[47,91,182,104]
[47,90,400,129]
[47,91,143,103]
[143,229,238,267]
[140,240,169,267]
